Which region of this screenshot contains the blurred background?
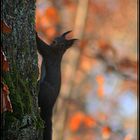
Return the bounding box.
[35,0,138,140]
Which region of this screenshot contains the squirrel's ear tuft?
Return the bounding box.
[62,30,72,38]
[67,39,78,48]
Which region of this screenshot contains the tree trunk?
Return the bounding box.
[1,0,43,140]
[53,0,89,139]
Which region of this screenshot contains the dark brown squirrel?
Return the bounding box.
[36,31,77,140]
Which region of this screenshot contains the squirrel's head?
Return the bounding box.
[36,31,78,59]
[50,31,78,51]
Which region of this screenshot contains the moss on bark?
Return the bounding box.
[1,0,43,139]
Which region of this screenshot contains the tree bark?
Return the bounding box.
[1,0,43,140]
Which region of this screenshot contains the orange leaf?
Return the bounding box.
[98,39,109,50]
[69,112,85,132]
[96,75,104,98]
[44,26,57,40]
[102,126,111,139]
[96,75,104,85]
[45,6,59,25]
[83,116,96,127]
[80,56,93,72]
[39,16,49,28]
[1,20,12,33]
[97,87,104,98]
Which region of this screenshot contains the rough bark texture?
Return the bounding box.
[1,0,43,140]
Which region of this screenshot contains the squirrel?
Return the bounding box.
[36,31,77,140]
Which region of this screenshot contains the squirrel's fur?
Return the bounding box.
[36,31,77,140]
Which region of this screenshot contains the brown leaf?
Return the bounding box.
[1,82,13,113]
[79,39,88,49]
[97,39,116,57]
[1,50,9,72]
[118,58,137,72]
[1,20,12,34]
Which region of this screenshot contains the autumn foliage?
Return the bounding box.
[1,20,12,34]
[35,5,60,42]
[101,126,111,139]
[69,111,96,132]
[1,82,13,112]
[1,21,12,113]
[36,0,137,139]
[96,75,104,98]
